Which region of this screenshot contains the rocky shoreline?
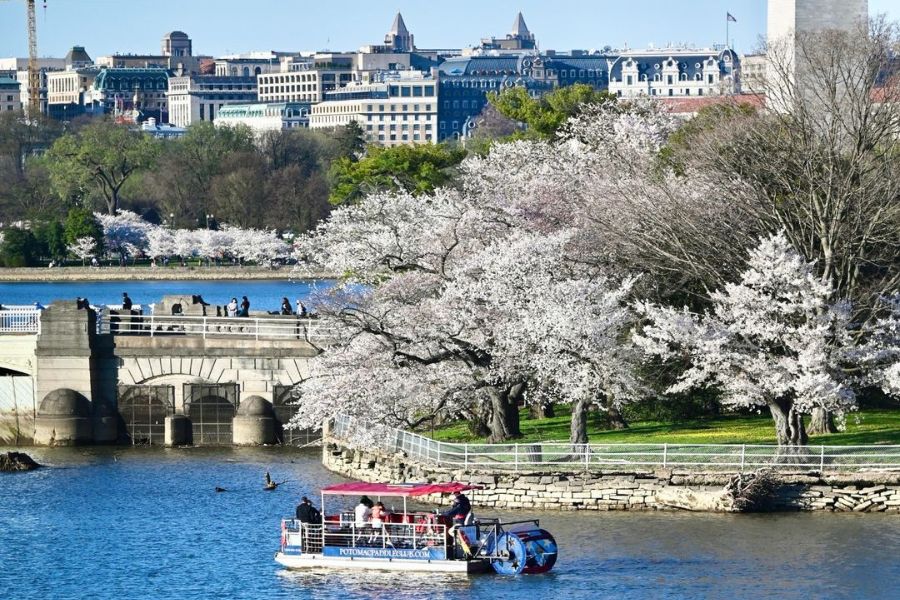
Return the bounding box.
[0,267,330,282]
[324,441,900,514]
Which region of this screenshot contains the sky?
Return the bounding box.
[0,0,898,60]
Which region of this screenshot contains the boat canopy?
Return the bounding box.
[321,482,482,497]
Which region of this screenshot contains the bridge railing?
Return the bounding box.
[100,313,335,342]
[332,414,900,473]
[0,308,41,334]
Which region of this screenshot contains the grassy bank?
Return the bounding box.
[429,406,900,446]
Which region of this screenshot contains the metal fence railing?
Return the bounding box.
[0,308,41,334]
[0,307,335,343]
[331,414,900,473]
[98,311,335,342]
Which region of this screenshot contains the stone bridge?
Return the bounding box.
[0,299,325,447]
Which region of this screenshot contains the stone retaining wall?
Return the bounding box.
[323,440,900,513]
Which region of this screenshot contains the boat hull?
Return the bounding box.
[274,551,491,574]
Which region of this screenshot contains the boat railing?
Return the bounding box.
[281,518,448,556]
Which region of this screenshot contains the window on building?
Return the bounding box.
[668,89,673,96]
[401,87,411,97]
[451,120,458,130]
[413,86,423,97]
[708,74,714,84]
[667,75,673,85]
[626,75,633,86]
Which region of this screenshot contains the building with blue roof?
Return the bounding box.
[88,67,171,122]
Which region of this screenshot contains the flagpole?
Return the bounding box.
[726,11,730,49]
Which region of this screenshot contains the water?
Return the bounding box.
[2,448,898,599]
[0,280,334,312]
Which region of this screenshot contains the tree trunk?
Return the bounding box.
[467,404,491,438]
[768,399,808,447]
[807,407,837,435]
[570,396,591,445]
[529,402,555,419]
[606,404,629,430]
[487,385,522,443]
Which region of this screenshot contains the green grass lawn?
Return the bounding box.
[428,407,900,446]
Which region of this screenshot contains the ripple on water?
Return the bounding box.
[2,447,899,600]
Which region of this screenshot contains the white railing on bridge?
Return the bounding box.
[332,415,900,473]
[0,307,41,334]
[99,312,335,342]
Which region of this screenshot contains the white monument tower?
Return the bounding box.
[766,0,869,111]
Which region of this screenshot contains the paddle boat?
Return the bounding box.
[275,481,558,575]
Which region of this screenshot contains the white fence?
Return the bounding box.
[0,308,41,334]
[98,312,335,342]
[332,415,900,473]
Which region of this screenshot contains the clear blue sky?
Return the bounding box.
[1,0,898,59]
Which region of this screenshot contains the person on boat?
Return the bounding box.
[295,496,321,524]
[443,491,472,525]
[354,496,373,526]
[370,501,389,527]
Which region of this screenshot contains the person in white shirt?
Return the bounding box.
[354,496,373,527]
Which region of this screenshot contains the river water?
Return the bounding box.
[0,280,333,312]
[1,448,898,600]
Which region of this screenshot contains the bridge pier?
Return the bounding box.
[165,414,192,446]
[2,300,324,447]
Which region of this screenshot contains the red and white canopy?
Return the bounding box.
[320,482,482,497]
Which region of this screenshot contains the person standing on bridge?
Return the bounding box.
[240,296,250,317]
[122,292,133,311]
[280,297,292,315]
[227,298,238,317]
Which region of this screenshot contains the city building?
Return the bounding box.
[161,31,192,58]
[257,54,357,103]
[139,117,187,139]
[0,58,66,117]
[96,31,202,74]
[215,52,304,77]
[215,102,311,134]
[167,74,257,127]
[87,68,171,122]
[309,73,438,146]
[740,53,767,95]
[0,77,21,112]
[382,12,415,53]
[471,12,537,54]
[46,67,100,120]
[607,47,740,98]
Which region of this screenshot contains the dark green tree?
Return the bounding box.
[63,207,103,251]
[0,228,39,267]
[47,119,160,215]
[329,143,466,205]
[331,121,366,160]
[488,83,616,139]
[34,220,68,261]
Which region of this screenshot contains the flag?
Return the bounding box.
[727,12,737,22]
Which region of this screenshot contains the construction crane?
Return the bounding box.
[0,0,44,116]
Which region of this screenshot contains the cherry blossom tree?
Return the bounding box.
[634,233,857,447]
[95,210,153,262]
[68,236,97,266]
